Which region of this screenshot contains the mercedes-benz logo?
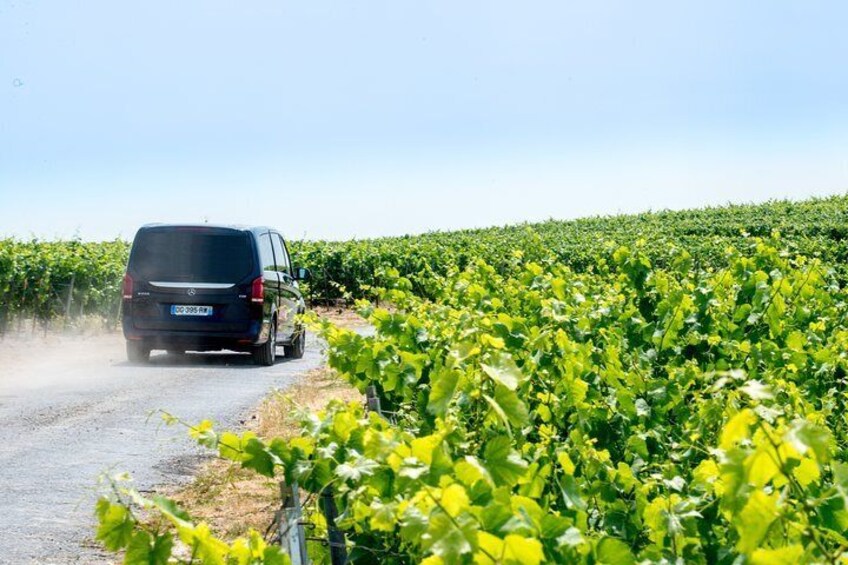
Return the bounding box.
[187,288,196,296]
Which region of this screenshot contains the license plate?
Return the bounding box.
[171,305,213,316]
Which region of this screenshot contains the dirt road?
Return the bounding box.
[0,331,324,564]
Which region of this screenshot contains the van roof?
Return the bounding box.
[139,223,274,235]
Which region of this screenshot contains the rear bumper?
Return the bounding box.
[122,319,266,351]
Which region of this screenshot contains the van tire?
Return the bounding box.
[253,325,276,366]
[127,341,150,363]
[284,327,305,359]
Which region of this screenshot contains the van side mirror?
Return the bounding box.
[294,267,312,281]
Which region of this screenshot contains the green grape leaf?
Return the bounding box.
[336,454,379,482]
[421,512,477,562]
[188,419,218,450]
[750,544,805,565]
[735,491,780,554]
[150,495,193,529]
[484,436,528,487]
[557,526,586,548]
[455,456,495,488]
[428,366,460,417]
[333,411,359,444]
[95,499,135,552]
[481,352,524,391]
[369,499,397,533]
[503,534,545,565]
[242,437,279,477]
[484,385,529,433]
[124,530,173,565]
[784,420,830,463]
[720,409,755,450]
[595,536,635,565]
[561,475,587,511]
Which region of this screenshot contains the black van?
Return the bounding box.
[121,224,310,365]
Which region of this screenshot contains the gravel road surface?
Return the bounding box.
[0,331,324,564]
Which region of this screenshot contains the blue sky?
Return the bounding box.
[1,1,847,240]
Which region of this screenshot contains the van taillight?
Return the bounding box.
[122,274,133,299]
[251,277,264,303]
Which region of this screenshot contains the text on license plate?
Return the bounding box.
[171,305,213,316]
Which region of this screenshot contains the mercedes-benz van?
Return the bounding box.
[121,224,309,365]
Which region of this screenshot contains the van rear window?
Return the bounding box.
[130,230,254,283]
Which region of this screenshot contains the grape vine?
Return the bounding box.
[96,234,848,563]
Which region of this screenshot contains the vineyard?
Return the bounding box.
[2,199,848,561]
[292,195,848,300]
[0,238,128,332]
[72,195,848,563]
[3,195,848,328]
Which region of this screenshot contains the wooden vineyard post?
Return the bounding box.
[320,488,347,565]
[315,386,388,565]
[366,385,382,414]
[113,296,123,330]
[64,275,75,321]
[314,387,384,565]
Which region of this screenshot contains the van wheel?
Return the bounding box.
[253,327,276,366]
[284,327,305,359]
[127,341,150,363]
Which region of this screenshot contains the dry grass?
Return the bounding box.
[310,304,370,329]
[157,315,364,542]
[255,368,363,440]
